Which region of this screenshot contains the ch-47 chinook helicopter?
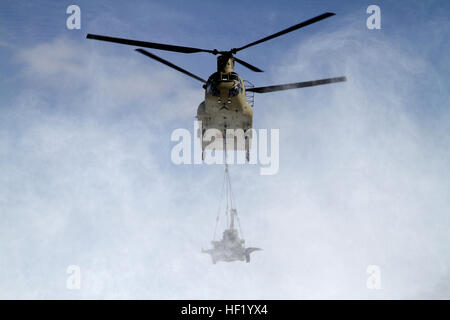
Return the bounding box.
[87,12,346,160]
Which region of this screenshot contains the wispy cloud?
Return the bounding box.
[1,9,449,299]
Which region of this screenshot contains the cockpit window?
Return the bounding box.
[228,73,239,81]
[206,82,220,96]
[209,72,240,81]
[206,76,220,96]
[206,72,243,97]
[229,82,243,97]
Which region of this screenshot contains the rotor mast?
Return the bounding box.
[217,55,234,73]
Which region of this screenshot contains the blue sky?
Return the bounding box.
[0,1,449,298]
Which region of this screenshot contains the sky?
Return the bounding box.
[0,0,449,299]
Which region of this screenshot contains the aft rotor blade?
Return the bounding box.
[247,76,347,93]
[233,12,335,53]
[135,49,206,83]
[87,34,215,54]
[233,57,263,72]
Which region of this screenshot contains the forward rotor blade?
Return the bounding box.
[247,76,347,93]
[233,12,335,53]
[135,49,206,83]
[233,57,263,72]
[87,34,215,54]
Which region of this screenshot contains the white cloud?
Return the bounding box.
[1,16,449,299]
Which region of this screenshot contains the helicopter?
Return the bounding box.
[86,12,346,160]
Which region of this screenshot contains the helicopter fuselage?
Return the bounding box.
[197,68,253,153]
[198,71,253,132]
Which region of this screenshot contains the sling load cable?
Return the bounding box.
[213,167,226,241]
[213,153,231,240]
[224,139,229,228]
[223,137,245,238]
[225,167,229,228]
[225,161,245,238]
